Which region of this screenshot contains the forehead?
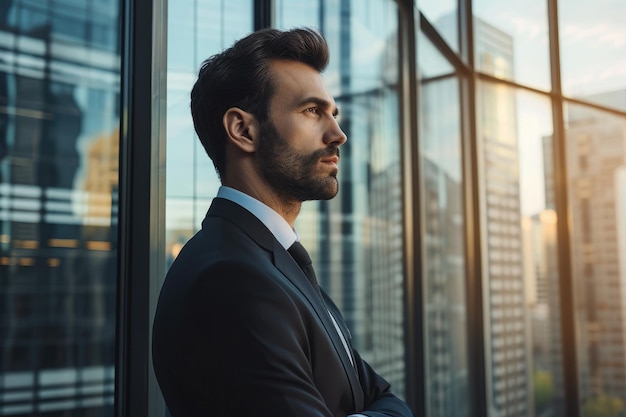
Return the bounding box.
[268,60,334,107]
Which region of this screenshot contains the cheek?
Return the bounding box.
[272,114,322,151]
[284,127,317,151]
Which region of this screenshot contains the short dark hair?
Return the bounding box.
[190,27,330,179]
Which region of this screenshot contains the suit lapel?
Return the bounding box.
[273,247,365,410]
[205,198,364,410]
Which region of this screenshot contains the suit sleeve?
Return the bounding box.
[320,289,414,417]
[182,260,337,417]
[351,341,415,417]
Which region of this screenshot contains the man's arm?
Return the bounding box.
[350,345,415,417]
[320,290,414,417]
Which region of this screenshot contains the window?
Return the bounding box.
[0,1,120,415]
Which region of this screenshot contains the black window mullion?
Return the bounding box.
[458,0,488,416]
[397,3,423,416]
[547,0,580,416]
[116,0,155,415]
[254,0,272,29]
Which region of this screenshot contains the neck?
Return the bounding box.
[223,179,302,228]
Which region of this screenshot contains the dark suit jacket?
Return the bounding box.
[152,198,414,417]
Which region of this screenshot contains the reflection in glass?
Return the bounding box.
[277,0,407,397]
[165,0,253,268]
[473,0,550,91]
[0,0,120,415]
[419,66,470,416]
[559,0,626,111]
[564,102,626,416]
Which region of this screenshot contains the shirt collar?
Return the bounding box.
[216,186,297,249]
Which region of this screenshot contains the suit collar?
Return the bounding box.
[216,186,297,249]
[204,198,364,410]
[204,198,275,251]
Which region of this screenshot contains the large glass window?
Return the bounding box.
[0,0,120,415]
[418,29,471,417]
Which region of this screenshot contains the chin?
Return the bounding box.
[317,191,338,201]
[315,182,339,201]
[298,179,339,202]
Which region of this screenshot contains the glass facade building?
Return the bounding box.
[0,1,625,417]
[0,0,119,415]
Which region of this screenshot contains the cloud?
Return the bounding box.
[600,59,626,80]
[562,22,626,49]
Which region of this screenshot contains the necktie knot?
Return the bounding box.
[287,241,319,291]
[288,241,312,267]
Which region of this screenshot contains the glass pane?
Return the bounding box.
[564,102,626,415]
[0,0,120,415]
[478,81,566,416]
[417,0,459,54]
[417,29,455,79]
[418,38,470,416]
[165,0,253,268]
[518,93,566,417]
[560,0,626,111]
[277,0,407,398]
[473,0,551,91]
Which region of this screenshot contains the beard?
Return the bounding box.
[256,120,340,202]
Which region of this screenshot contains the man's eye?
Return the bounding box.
[305,107,319,114]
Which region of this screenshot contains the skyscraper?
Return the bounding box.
[564,93,626,405]
[422,156,468,417]
[475,17,531,417]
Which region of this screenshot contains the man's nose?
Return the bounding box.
[325,117,347,146]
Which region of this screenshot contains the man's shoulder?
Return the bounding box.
[173,218,269,271]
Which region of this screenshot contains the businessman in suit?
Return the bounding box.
[152,27,414,417]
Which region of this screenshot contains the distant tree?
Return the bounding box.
[533,370,554,410]
[583,394,624,417]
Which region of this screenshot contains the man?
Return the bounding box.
[152,27,414,417]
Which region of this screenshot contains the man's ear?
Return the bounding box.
[223,107,259,153]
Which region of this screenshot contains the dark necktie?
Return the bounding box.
[288,241,357,369]
[287,241,319,289]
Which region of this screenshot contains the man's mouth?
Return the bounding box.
[321,156,339,165]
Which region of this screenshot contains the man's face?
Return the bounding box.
[257,60,347,202]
